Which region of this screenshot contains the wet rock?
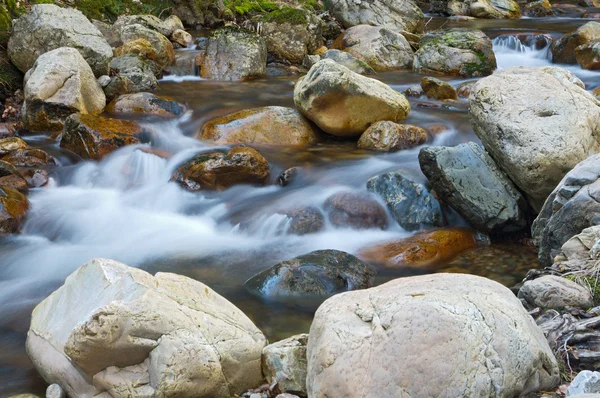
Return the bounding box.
[120,24,175,70]
[262,334,308,396]
[319,49,375,74]
[518,275,593,310]
[0,160,28,193]
[420,77,458,100]
[419,142,527,233]
[199,106,320,146]
[2,148,56,168]
[359,227,483,268]
[278,167,299,187]
[8,4,112,77]
[367,172,444,231]
[171,29,193,47]
[294,59,410,137]
[46,384,65,398]
[523,0,555,17]
[246,250,375,297]
[405,85,424,97]
[284,207,324,235]
[201,27,267,81]
[0,185,29,233]
[105,55,159,100]
[469,66,600,211]
[552,22,600,64]
[0,137,27,157]
[431,0,521,17]
[22,169,49,188]
[569,371,600,396]
[307,273,559,397]
[172,147,270,191]
[576,42,600,70]
[261,12,323,64]
[331,25,413,71]
[23,47,106,132]
[106,93,186,117]
[532,154,600,266]
[457,80,477,97]
[324,0,425,34]
[26,258,267,398]
[324,191,388,230]
[357,121,427,152]
[60,114,149,160]
[114,39,158,63]
[414,29,496,77]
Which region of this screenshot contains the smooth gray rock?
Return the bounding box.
[46,384,65,398]
[323,191,389,230]
[518,275,593,310]
[419,142,527,233]
[568,371,600,396]
[321,50,375,75]
[532,154,600,266]
[367,172,444,231]
[262,334,308,396]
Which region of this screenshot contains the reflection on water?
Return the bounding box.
[1,16,600,396]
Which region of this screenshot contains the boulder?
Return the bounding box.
[0,185,28,233]
[22,47,106,132]
[431,0,521,17]
[552,22,600,64]
[419,142,527,233]
[331,25,413,71]
[414,29,497,77]
[576,42,600,70]
[105,55,159,100]
[60,114,149,160]
[92,20,121,47]
[324,0,425,34]
[200,27,267,81]
[0,137,27,157]
[469,66,600,211]
[26,258,267,398]
[114,39,158,62]
[261,11,323,64]
[262,334,308,396]
[294,59,410,137]
[319,49,375,74]
[8,4,112,77]
[569,371,600,396]
[120,24,175,70]
[199,106,320,146]
[523,0,555,17]
[532,154,600,266]
[286,207,325,235]
[172,147,270,191]
[171,29,193,47]
[106,93,186,117]
[420,77,458,100]
[113,15,175,38]
[359,227,485,268]
[2,148,56,168]
[357,121,427,152]
[245,250,375,297]
[518,275,593,310]
[367,172,444,231]
[0,160,28,194]
[324,191,388,230]
[306,273,560,397]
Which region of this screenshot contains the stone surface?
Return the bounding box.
[324,191,388,230]
[469,66,600,211]
[414,29,497,77]
[419,142,527,233]
[552,22,600,64]
[105,55,159,100]
[2,149,56,168]
[262,334,308,396]
[171,29,193,47]
[523,0,555,17]
[0,160,28,194]
[519,275,593,310]
[0,185,29,233]
[261,14,323,64]
[199,106,320,146]
[46,384,65,398]
[246,250,375,297]
[0,137,27,157]
[287,207,325,235]
[331,25,413,71]
[294,59,410,137]
[421,76,458,100]
[319,49,375,74]
[568,371,600,396]
[367,172,444,231]
[120,24,175,70]
[60,114,149,160]
[23,47,106,132]
[324,0,425,34]
[172,147,270,191]
[200,28,267,81]
[26,258,267,397]
[431,0,521,17]
[114,15,176,39]
[114,39,158,62]
[357,121,427,152]
[576,42,600,70]
[307,273,559,397]
[106,93,186,117]
[8,4,112,77]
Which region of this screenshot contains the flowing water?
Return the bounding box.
[1,13,600,397]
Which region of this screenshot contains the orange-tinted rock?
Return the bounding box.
[172,147,270,191]
[106,93,186,117]
[114,39,158,62]
[593,87,600,99]
[357,121,427,152]
[2,148,56,167]
[0,137,27,156]
[0,185,29,233]
[426,124,451,135]
[457,81,477,98]
[0,161,27,193]
[60,114,149,160]
[358,227,481,268]
[199,106,320,146]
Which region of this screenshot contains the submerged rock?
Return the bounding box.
[419,142,527,233]
[106,93,186,117]
[26,258,267,397]
[286,207,325,235]
[518,275,593,310]
[469,66,600,211]
[23,47,106,132]
[357,121,427,152]
[262,334,308,397]
[199,106,320,146]
[307,274,560,397]
[0,185,29,233]
[294,59,410,137]
[245,250,375,297]
[552,22,600,64]
[172,147,270,191]
[324,191,388,230]
[367,172,444,231]
[8,4,112,77]
[420,77,458,100]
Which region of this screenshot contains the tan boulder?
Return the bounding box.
[357,121,427,151]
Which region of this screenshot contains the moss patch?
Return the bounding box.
[262,7,308,24]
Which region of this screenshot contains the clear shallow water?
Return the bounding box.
[1,17,600,397]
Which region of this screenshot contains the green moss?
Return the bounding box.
[224,0,278,16]
[71,0,175,22]
[262,7,308,24]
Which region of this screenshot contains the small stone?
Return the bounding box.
[568,371,600,396]
[278,167,299,187]
[421,77,458,100]
[171,29,193,47]
[357,121,427,152]
[46,384,65,398]
[97,75,111,88]
[405,85,424,97]
[324,191,388,230]
[262,334,308,396]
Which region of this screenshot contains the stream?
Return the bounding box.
[1,13,600,397]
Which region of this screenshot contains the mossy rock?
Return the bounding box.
[0,51,23,100]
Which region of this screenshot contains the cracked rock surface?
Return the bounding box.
[26,258,267,398]
[306,273,560,397]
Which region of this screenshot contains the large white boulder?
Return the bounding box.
[469,66,600,211]
[26,258,267,398]
[307,273,560,397]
